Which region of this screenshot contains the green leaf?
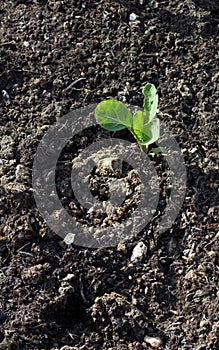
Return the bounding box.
[142,83,158,123]
[138,118,160,146]
[132,110,146,141]
[95,100,133,131]
[132,110,160,146]
[132,110,155,142]
[150,147,164,154]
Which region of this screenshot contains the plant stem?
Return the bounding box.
[139,144,148,154]
[128,128,148,154]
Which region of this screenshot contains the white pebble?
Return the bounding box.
[64,233,75,245]
[144,335,162,348]
[129,13,137,21]
[131,241,147,261]
[2,90,10,101]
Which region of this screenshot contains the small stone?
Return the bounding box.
[2,90,10,101]
[144,335,162,348]
[63,233,75,245]
[129,13,137,21]
[23,41,29,47]
[131,241,147,261]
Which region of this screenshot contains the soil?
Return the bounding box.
[0,0,218,349]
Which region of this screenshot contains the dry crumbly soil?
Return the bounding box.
[0,0,219,349]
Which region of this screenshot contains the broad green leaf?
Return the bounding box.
[138,118,160,146]
[142,83,158,123]
[95,100,132,131]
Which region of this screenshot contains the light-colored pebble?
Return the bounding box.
[131,241,147,261]
[144,335,162,348]
[129,13,137,21]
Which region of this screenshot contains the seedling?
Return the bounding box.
[95,83,161,154]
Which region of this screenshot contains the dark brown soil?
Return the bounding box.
[0,1,218,349]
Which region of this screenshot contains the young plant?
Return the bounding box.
[95,83,161,154]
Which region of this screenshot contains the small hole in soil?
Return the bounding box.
[42,295,87,327]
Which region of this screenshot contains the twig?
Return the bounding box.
[17,242,31,252]
[79,274,88,303]
[11,69,41,75]
[0,41,16,46]
[65,78,86,92]
[17,251,34,257]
